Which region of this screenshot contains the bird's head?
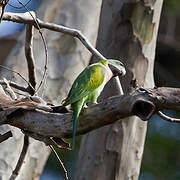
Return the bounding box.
[108,59,126,77]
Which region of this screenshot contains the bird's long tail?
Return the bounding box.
[71,100,84,149]
[72,112,78,149]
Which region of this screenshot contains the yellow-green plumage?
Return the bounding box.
[63,62,106,106]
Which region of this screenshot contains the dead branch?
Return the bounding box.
[9,135,29,180]
[7,0,32,9]
[49,145,68,180]
[0,87,180,139]
[0,131,12,143]
[0,0,9,23]
[3,78,17,100]
[0,80,30,93]
[157,111,180,123]
[0,65,35,93]
[23,131,70,149]
[3,11,104,59]
[25,24,36,94]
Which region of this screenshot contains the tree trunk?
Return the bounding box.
[75,0,163,179]
[0,0,102,179]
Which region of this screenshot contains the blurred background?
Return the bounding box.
[0,0,180,179]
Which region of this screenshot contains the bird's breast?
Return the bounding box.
[104,65,113,83]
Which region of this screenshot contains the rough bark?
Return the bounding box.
[0,0,102,179]
[0,87,179,140]
[75,0,163,180]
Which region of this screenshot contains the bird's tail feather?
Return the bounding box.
[72,112,78,149]
[71,100,84,149]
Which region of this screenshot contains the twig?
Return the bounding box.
[3,78,17,100]
[114,76,124,95]
[22,130,70,149]
[0,65,35,93]
[9,135,29,180]
[8,0,32,9]
[13,91,27,97]
[16,0,48,94]
[49,145,68,180]
[157,111,180,123]
[25,24,36,95]
[0,80,30,93]
[0,131,12,143]
[0,0,9,23]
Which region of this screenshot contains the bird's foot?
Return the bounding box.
[86,102,98,107]
[51,105,69,113]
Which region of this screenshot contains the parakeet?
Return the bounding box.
[62,59,126,148]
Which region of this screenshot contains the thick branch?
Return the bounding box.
[0,87,180,139]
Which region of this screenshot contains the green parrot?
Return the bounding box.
[62,59,126,148]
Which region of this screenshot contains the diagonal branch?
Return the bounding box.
[0,87,180,140]
[0,80,30,93]
[0,131,12,143]
[9,135,29,180]
[3,12,105,60]
[3,78,17,100]
[49,145,68,180]
[0,65,35,93]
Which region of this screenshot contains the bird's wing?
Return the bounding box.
[63,64,105,105]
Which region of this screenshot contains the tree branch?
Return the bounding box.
[157,111,180,123]
[0,65,35,93]
[3,12,105,60]
[0,80,30,93]
[25,24,36,94]
[3,78,17,100]
[9,135,29,180]
[0,0,9,23]
[0,87,180,139]
[49,145,68,180]
[0,131,12,143]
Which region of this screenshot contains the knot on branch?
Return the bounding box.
[132,99,155,121]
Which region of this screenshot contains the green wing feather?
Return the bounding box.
[63,63,105,106]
